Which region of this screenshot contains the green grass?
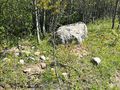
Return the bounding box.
[0,19,120,89]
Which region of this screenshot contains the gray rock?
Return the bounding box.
[4,84,11,90]
[62,72,69,80]
[23,62,46,75]
[14,52,20,56]
[40,62,47,69]
[0,86,4,90]
[56,22,88,44]
[92,57,101,65]
[19,59,25,64]
[40,55,46,61]
[32,46,35,49]
[28,56,35,61]
[34,51,40,56]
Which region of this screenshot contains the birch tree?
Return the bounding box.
[35,0,41,43]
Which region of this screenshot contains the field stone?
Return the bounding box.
[4,84,11,90]
[8,47,19,53]
[28,56,35,61]
[19,59,25,64]
[23,62,46,75]
[23,66,44,75]
[34,51,40,56]
[40,62,47,69]
[92,57,101,65]
[31,46,35,49]
[40,55,46,61]
[14,52,20,56]
[0,86,4,90]
[62,72,69,80]
[56,22,88,44]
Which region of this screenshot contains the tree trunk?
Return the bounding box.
[82,0,86,22]
[35,0,41,43]
[118,15,120,29]
[112,0,119,29]
[32,0,36,35]
[117,5,120,30]
[43,9,46,37]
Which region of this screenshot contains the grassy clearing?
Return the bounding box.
[0,19,120,89]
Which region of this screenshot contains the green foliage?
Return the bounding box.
[37,0,67,14]
[0,0,32,41]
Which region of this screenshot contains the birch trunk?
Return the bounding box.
[43,10,46,37]
[35,0,41,43]
[118,6,120,30]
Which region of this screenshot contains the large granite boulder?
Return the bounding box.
[56,22,88,44]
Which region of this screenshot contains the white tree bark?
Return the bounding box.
[35,0,41,43]
[43,10,46,36]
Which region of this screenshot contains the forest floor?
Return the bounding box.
[0,19,120,90]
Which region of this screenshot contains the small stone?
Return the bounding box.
[19,59,25,64]
[92,57,101,65]
[34,51,40,56]
[40,62,47,69]
[80,54,83,58]
[4,84,11,90]
[23,68,31,73]
[32,46,35,49]
[40,55,46,61]
[14,52,20,56]
[28,56,35,61]
[9,47,19,52]
[0,86,4,90]
[23,63,45,75]
[62,72,69,79]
